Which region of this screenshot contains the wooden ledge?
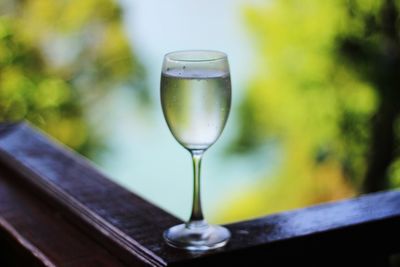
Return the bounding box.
[0,163,126,266]
[0,122,399,266]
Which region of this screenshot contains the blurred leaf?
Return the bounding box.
[0,0,148,157]
[218,0,393,223]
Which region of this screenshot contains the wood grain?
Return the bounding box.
[0,163,126,267]
[0,122,180,266]
[0,122,400,266]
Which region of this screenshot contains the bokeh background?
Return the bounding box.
[1,0,399,224]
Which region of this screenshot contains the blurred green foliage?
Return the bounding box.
[2,0,399,224]
[0,0,146,156]
[220,0,400,222]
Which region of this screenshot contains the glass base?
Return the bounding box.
[163,221,231,251]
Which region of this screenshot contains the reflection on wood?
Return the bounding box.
[0,122,399,266]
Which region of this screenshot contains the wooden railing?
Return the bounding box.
[0,122,399,266]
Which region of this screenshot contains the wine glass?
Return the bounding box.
[160,50,231,251]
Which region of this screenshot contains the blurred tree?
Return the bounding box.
[338,0,400,192]
[0,0,147,157]
[220,0,400,222]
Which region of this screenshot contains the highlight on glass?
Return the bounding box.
[160,50,232,250]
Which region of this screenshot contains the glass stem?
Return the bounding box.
[188,150,205,227]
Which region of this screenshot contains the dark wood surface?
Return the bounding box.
[0,123,179,267]
[0,122,400,266]
[0,163,126,267]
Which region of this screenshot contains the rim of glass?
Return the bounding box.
[164,50,227,63]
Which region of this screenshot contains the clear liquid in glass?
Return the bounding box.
[161,69,231,151]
